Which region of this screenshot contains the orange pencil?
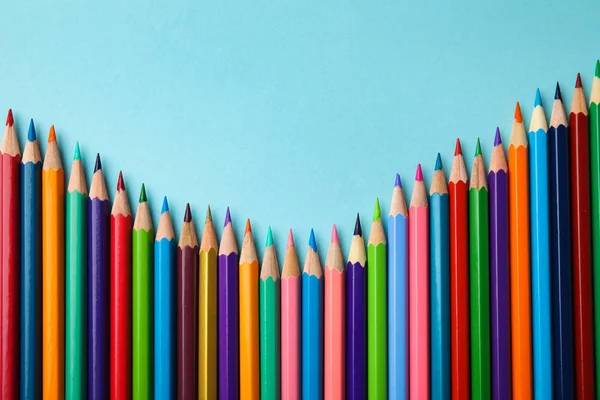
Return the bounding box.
[239,219,259,399]
[508,102,532,399]
[42,126,65,399]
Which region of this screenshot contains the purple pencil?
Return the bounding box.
[488,128,511,399]
[218,207,239,399]
[177,204,199,399]
[347,214,366,400]
[88,154,110,400]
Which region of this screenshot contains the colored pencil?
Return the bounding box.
[573,72,596,398]
[260,227,281,400]
[588,63,600,396]
[347,215,366,400]
[449,139,470,398]
[198,206,218,399]
[302,229,323,400]
[469,139,490,400]
[65,142,87,400]
[508,102,533,399]
[154,197,176,399]
[488,128,511,399]
[368,199,387,398]
[409,164,429,400]
[240,219,260,400]
[324,224,344,400]
[42,126,65,399]
[388,174,409,400]
[429,154,450,400]
[549,83,574,399]
[88,154,110,400]
[528,89,552,400]
[20,119,41,399]
[281,229,300,400]
[219,207,239,400]
[1,109,20,399]
[110,172,132,400]
[177,204,199,400]
[133,184,153,399]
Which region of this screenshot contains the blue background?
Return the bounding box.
[1,1,599,261]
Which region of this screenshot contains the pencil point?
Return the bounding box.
[5,109,13,127]
[266,226,273,247]
[308,229,317,251]
[534,88,542,107]
[205,205,213,223]
[73,141,81,160]
[475,138,482,156]
[415,164,423,181]
[596,60,600,78]
[27,119,36,141]
[139,184,147,203]
[48,126,56,142]
[435,153,443,170]
[554,82,562,100]
[117,171,125,190]
[395,173,402,188]
[494,127,502,146]
[184,203,192,222]
[224,207,231,227]
[454,138,462,156]
[331,224,339,244]
[514,102,523,122]
[287,229,294,248]
[94,153,102,172]
[354,213,362,236]
[576,73,582,88]
[245,219,252,234]
[161,196,169,213]
[373,198,381,221]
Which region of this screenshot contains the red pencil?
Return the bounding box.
[1,109,21,398]
[449,138,470,398]
[110,171,133,399]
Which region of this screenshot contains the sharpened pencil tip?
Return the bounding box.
[245,219,252,234]
[435,153,443,170]
[28,119,36,141]
[224,207,231,227]
[94,153,102,172]
[373,198,381,221]
[454,138,462,156]
[287,229,294,248]
[596,60,600,78]
[139,184,147,203]
[415,164,423,181]
[308,229,317,251]
[494,127,502,146]
[161,196,169,213]
[205,205,213,223]
[475,138,482,156]
[534,88,542,107]
[184,203,192,222]
[266,226,273,247]
[554,82,562,100]
[576,73,582,88]
[354,213,362,236]
[5,109,13,127]
[395,173,402,188]
[514,102,523,123]
[117,171,125,191]
[73,141,81,160]
[331,224,339,244]
[48,126,56,143]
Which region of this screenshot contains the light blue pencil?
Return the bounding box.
[388,173,409,399]
[528,89,552,400]
[302,229,323,400]
[154,197,177,399]
[429,153,451,400]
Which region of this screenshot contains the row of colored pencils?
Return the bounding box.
[2,61,600,400]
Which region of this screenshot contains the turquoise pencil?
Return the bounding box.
[154,197,176,398]
[528,89,552,399]
[302,229,323,399]
[429,153,451,400]
[388,173,408,399]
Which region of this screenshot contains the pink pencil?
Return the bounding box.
[281,230,301,400]
[325,225,345,399]
[409,164,430,400]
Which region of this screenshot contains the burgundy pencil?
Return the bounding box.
[177,204,199,400]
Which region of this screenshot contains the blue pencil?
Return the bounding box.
[548,83,574,399]
[429,153,451,400]
[154,197,176,398]
[20,120,42,399]
[388,173,409,399]
[528,88,552,399]
[302,229,323,400]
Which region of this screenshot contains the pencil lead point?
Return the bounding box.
[354,213,362,236]
[596,60,600,78]
[554,82,562,100]
[139,184,147,203]
[94,153,102,172]
[435,153,443,170]
[5,109,13,127]
[308,229,317,251]
[184,203,192,222]
[287,229,294,248]
[161,196,169,213]
[475,138,482,156]
[117,171,125,190]
[73,141,81,160]
[534,88,542,107]
[224,207,231,227]
[415,164,423,181]
[373,198,381,221]
[394,173,402,188]
[514,102,523,123]
[205,205,212,223]
[576,73,582,88]
[454,138,462,156]
[266,226,273,247]
[494,127,502,146]
[245,218,252,234]
[48,125,56,143]
[28,119,36,141]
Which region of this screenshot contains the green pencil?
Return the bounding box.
[368,198,387,398]
[260,227,280,400]
[132,184,154,399]
[469,139,491,400]
[65,143,88,400]
[590,61,600,389]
